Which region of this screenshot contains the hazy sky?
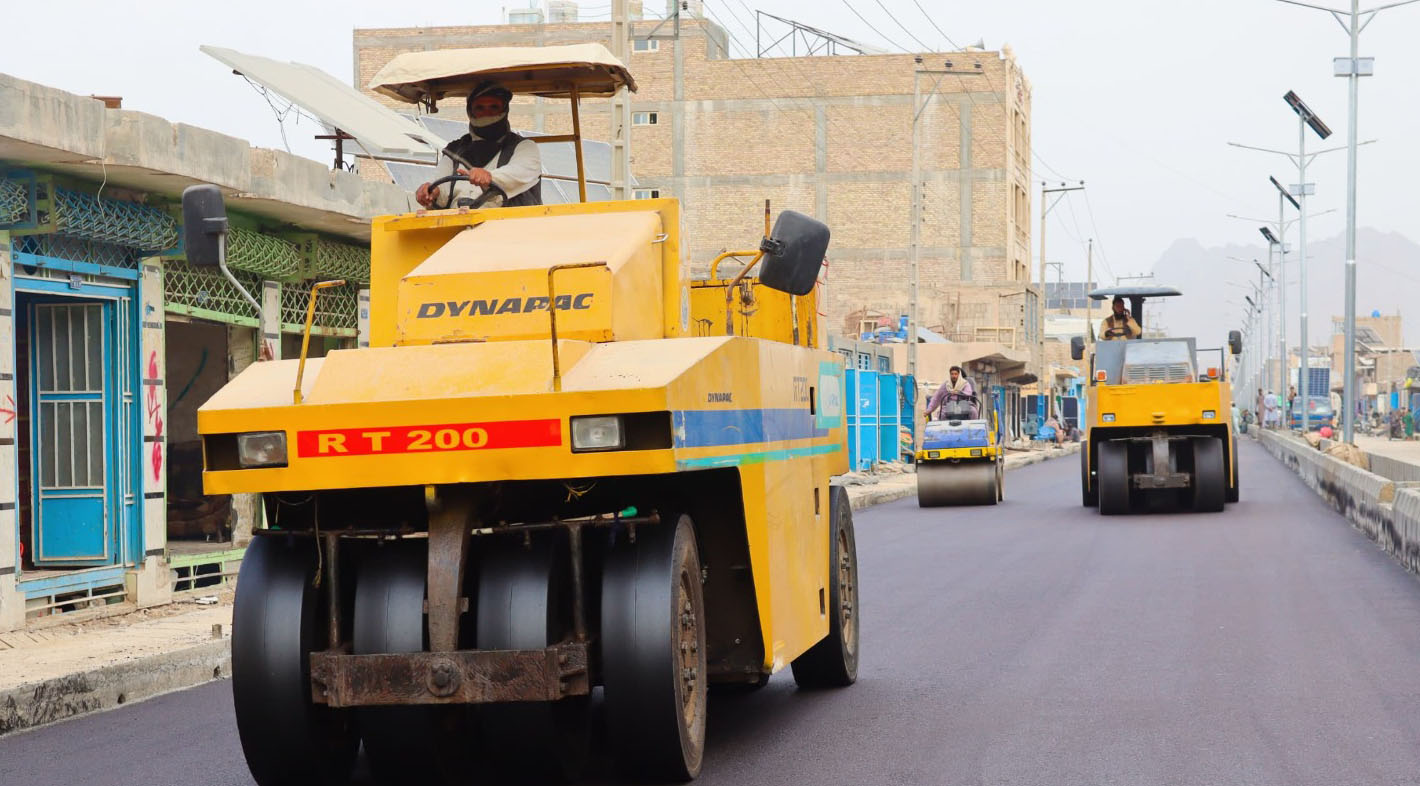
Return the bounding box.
[3,0,1417,291]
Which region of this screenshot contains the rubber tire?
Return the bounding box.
[1191,437,1227,513]
[353,543,440,786]
[1081,443,1099,507]
[1225,438,1240,503]
[602,513,707,781]
[791,485,860,688]
[476,537,589,782]
[231,536,358,786]
[1097,441,1130,516]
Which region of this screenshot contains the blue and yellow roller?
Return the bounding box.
[915,395,1004,506]
[188,46,858,785]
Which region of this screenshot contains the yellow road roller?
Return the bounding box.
[190,45,858,784]
[915,395,1003,507]
[1072,287,1242,515]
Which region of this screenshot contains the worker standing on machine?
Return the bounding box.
[415,81,542,210]
[925,365,978,420]
[1099,296,1141,340]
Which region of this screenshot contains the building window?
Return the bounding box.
[634,189,661,199]
[633,39,660,52]
[632,111,658,126]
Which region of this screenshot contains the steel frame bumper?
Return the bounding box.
[309,642,590,707]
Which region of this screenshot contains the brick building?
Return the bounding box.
[352,13,1038,367]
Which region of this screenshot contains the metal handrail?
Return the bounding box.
[548,262,609,392]
[293,279,347,404]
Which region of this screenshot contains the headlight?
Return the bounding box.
[1202,410,1217,419]
[970,448,983,457]
[571,416,625,452]
[927,450,940,459]
[237,431,288,468]
[1102,413,1116,423]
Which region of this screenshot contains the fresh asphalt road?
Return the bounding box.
[7,439,1420,786]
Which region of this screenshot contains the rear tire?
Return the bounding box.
[792,486,860,688]
[1081,444,1098,507]
[602,513,707,781]
[231,536,358,786]
[1191,437,1226,513]
[1097,441,1130,516]
[1225,437,1240,503]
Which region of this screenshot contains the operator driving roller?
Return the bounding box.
[415,80,542,210]
[1099,296,1141,340]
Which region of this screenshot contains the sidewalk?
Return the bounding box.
[0,443,1078,737]
[0,594,232,735]
[1353,434,1420,465]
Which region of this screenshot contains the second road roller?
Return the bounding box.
[1074,286,1242,515]
[915,388,1004,507]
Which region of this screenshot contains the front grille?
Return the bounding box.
[1122,363,1193,384]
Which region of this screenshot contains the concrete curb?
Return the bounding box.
[846,443,1080,512]
[1259,429,1420,577]
[0,638,229,737]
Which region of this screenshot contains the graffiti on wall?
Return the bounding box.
[146,350,163,482]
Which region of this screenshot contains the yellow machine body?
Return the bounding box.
[199,198,846,672]
[1081,379,1236,481]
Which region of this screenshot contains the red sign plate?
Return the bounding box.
[296,419,561,458]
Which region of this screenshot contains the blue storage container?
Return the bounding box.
[877,372,901,463]
[845,369,880,470]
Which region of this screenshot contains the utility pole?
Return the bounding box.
[1038,181,1084,410]
[1274,0,1418,440]
[1085,238,1094,323]
[908,59,983,380]
[610,0,633,200]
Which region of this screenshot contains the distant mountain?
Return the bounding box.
[1147,228,1420,349]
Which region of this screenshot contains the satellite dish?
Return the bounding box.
[967,38,985,50]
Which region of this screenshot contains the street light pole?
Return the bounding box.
[1283,90,1332,434]
[1274,0,1419,440]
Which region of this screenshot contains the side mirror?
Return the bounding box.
[758,210,830,296]
[1228,329,1242,356]
[1070,336,1085,361]
[182,184,229,267]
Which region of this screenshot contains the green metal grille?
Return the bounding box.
[281,280,359,334]
[312,238,371,283]
[14,234,141,269]
[0,178,26,224]
[53,186,177,251]
[227,228,302,279]
[165,261,262,325]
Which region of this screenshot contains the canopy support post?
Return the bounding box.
[569,85,588,203]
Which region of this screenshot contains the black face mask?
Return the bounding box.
[470,115,510,141]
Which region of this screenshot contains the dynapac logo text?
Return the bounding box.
[417,294,594,318]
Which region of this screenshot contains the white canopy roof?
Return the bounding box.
[368,44,637,105]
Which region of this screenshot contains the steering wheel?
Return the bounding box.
[423,174,507,209]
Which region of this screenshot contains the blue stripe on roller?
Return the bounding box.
[673,408,828,448]
[675,442,842,470]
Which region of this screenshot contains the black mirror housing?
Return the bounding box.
[182,184,229,267]
[1070,335,1085,361]
[1228,329,1243,355]
[758,210,829,296]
